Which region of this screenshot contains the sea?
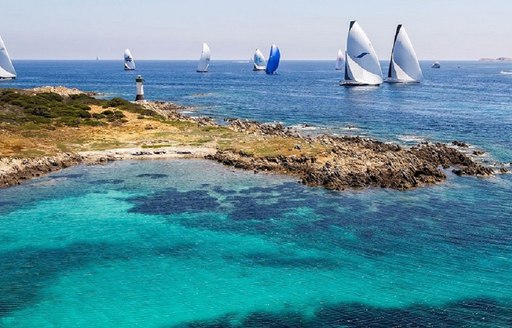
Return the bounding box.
[0,60,511,327]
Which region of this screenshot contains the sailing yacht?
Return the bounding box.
[335,50,344,70]
[0,35,16,80]
[253,49,266,71]
[197,43,211,73]
[341,21,383,86]
[265,44,280,75]
[124,49,136,70]
[386,25,423,83]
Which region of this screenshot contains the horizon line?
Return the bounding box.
[10,58,502,62]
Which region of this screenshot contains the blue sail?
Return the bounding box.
[265,44,281,75]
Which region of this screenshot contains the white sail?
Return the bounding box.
[0,35,16,80]
[253,49,266,71]
[124,49,136,70]
[342,21,382,86]
[335,49,344,70]
[197,42,211,73]
[387,25,423,83]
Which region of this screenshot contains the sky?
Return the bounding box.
[1,0,511,60]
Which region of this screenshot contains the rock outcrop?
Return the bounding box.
[208,120,496,191]
[0,153,89,187]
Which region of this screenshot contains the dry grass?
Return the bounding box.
[0,103,293,159]
[0,90,329,160]
[218,135,330,158]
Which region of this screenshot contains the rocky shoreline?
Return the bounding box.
[0,146,215,188]
[0,87,505,191]
[208,120,497,191]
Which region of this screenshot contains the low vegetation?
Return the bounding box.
[0,89,162,128]
[0,88,266,158]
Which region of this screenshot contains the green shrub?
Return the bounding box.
[38,92,63,103]
[27,106,52,118]
[77,111,92,119]
[57,117,80,127]
[82,119,106,127]
[0,89,138,128]
[72,104,91,111]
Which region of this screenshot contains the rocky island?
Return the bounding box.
[0,87,500,190]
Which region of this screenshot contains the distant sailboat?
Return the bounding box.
[335,50,344,70]
[197,43,211,73]
[124,49,136,70]
[386,25,423,83]
[342,21,383,86]
[265,44,280,75]
[253,49,266,71]
[0,35,16,80]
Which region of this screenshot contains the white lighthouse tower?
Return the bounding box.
[135,75,145,101]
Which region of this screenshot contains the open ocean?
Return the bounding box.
[1,60,511,327]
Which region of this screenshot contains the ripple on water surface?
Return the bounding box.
[0,160,510,327]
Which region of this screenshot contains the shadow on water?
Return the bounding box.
[127,181,512,258]
[135,173,169,179]
[129,188,220,214]
[172,297,512,328]
[0,241,198,316]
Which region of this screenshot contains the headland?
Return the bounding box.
[0,86,502,190]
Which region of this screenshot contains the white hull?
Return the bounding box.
[340,80,380,86]
[385,78,420,84]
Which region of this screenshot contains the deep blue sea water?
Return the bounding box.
[0,61,511,327]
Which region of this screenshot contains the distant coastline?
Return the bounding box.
[478,57,512,62]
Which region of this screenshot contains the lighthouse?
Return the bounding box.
[135,75,145,101]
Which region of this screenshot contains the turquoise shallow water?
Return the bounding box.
[1,60,512,326]
[0,160,511,327]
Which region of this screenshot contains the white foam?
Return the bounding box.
[290,124,319,131]
[397,135,426,143]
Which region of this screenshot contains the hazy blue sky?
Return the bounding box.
[1,0,511,60]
